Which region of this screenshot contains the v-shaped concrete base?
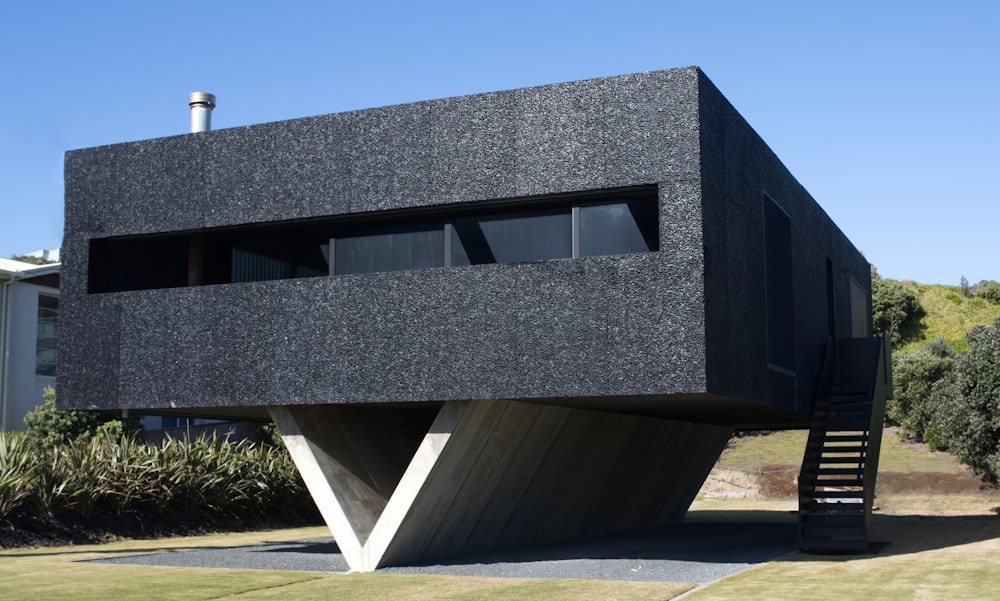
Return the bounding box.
[270,400,732,572]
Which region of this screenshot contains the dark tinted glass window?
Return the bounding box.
[579,200,658,257]
[764,196,794,371]
[36,294,58,376]
[334,227,444,275]
[452,210,572,265]
[87,186,657,290]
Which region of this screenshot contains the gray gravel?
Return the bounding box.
[89,511,798,584]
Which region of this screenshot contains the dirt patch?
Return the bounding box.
[699,464,800,500]
[700,464,995,501]
[758,464,799,498]
[698,468,762,499]
[877,471,989,495]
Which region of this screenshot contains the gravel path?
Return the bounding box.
[89,511,798,584]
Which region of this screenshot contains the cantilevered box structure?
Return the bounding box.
[61,67,882,569]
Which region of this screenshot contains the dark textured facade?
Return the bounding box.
[62,67,868,426]
[61,67,871,570]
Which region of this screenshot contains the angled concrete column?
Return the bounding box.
[270,400,732,572]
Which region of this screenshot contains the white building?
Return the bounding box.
[1,257,60,431]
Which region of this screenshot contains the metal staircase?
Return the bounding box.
[798,335,892,553]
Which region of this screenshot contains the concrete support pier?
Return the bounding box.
[271,400,732,572]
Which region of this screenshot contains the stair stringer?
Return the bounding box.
[798,334,891,552]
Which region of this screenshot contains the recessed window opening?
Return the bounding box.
[334,225,445,276]
[36,294,58,376]
[450,209,572,266]
[88,186,658,292]
[763,193,795,373]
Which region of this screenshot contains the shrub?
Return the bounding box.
[0,432,38,519]
[975,280,1000,305]
[1,427,312,525]
[23,388,140,446]
[871,269,923,344]
[888,337,956,442]
[934,317,1000,483]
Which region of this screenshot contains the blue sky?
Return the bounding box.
[1,1,996,285]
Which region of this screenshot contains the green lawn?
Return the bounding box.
[718,428,969,474]
[5,428,1000,601]
[0,527,692,601]
[5,511,1000,601]
[683,511,1000,600]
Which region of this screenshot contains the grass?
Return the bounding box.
[682,510,1000,600]
[7,508,1000,601]
[896,281,1000,353]
[0,526,693,601]
[6,421,1000,600]
[719,428,968,474]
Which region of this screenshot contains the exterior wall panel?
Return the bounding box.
[61,67,868,426]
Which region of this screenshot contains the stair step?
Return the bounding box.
[831,384,868,395]
[813,478,863,487]
[808,437,867,446]
[825,421,870,430]
[801,526,867,538]
[827,411,870,419]
[819,445,866,453]
[819,456,865,464]
[804,448,868,464]
[801,538,868,552]
[811,489,865,499]
[826,411,868,422]
[816,467,865,476]
[807,503,865,515]
[823,434,868,443]
[807,503,866,512]
[829,398,869,407]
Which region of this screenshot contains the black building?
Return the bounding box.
[62,67,886,569]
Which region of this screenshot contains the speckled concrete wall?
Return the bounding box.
[60,67,868,426]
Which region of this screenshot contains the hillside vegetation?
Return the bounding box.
[896,281,1000,353]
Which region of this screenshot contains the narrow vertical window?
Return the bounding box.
[764,195,795,372]
[36,294,58,377]
[850,278,870,338]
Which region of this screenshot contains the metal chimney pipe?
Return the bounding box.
[188,92,216,133]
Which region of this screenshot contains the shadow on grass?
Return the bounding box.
[388,509,1000,570]
[386,509,801,569]
[13,510,999,580]
[783,513,1000,563]
[0,537,340,560]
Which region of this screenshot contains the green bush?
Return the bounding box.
[976,280,1000,305]
[888,337,956,443]
[0,432,39,518]
[934,317,1000,483]
[23,387,139,446]
[872,270,924,345]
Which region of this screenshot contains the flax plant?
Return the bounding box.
[0,432,38,519]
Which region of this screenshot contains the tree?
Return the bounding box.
[888,337,956,445]
[8,254,55,265]
[975,280,1000,305]
[934,317,1000,483]
[23,387,139,446]
[871,268,923,345]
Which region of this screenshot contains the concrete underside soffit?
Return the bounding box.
[269,400,733,572]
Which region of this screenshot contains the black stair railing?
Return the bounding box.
[798,333,891,552]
